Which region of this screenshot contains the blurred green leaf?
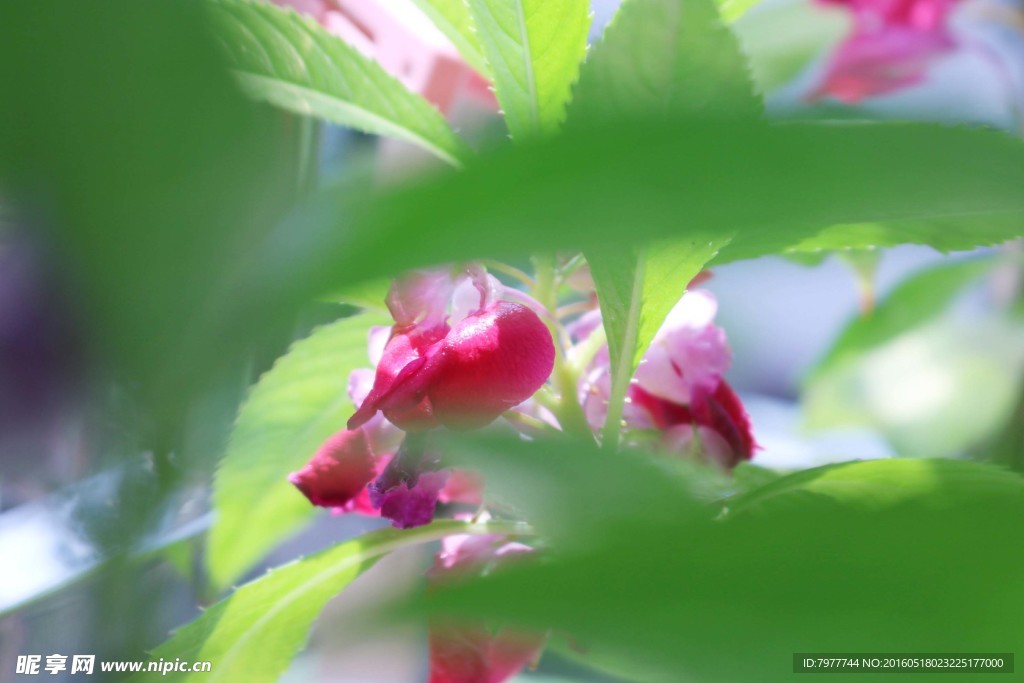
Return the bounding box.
[411,0,493,78]
[440,432,710,545]
[571,0,761,121]
[0,0,291,441]
[718,0,765,22]
[208,0,471,166]
[726,457,1024,514]
[146,521,522,683]
[804,316,1024,458]
[209,311,389,590]
[730,460,784,493]
[733,0,847,92]
[783,216,1024,256]
[328,277,392,311]
[809,256,993,380]
[424,444,1024,682]
[289,120,1024,294]
[466,0,591,139]
[587,240,726,444]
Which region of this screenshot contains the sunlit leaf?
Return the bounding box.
[208,311,390,590]
[466,0,590,139]
[207,0,471,166]
[569,0,759,443]
[571,0,761,121]
[781,216,1024,258]
[411,0,493,78]
[587,239,726,444]
[726,457,1024,514]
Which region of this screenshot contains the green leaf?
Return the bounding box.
[809,256,994,380]
[437,432,709,544]
[327,277,392,311]
[465,0,590,139]
[587,239,727,446]
[726,457,1024,515]
[207,0,471,166]
[208,311,390,590]
[423,442,1024,682]
[411,0,493,78]
[717,0,764,22]
[145,521,525,683]
[570,0,761,121]
[804,315,1024,458]
[568,0,759,444]
[732,0,847,92]
[782,215,1024,257]
[288,119,1024,298]
[0,1,292,439]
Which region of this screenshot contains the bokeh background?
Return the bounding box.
[2,0,1023,680]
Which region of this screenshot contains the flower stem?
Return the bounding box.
[483,259,535,289]
[532,253,593,440]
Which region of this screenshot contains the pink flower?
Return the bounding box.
[810,0,963,102]
[634,290,731,406]
[349,268,555,431]
[576,288,757,468]
[291,265,553,529]
[427,528,543,683]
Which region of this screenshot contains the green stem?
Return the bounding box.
[483,259,535,289]
[503,409,552,434]
[556,300,595,319]
[532,253,592,440]
[839,249,880,316]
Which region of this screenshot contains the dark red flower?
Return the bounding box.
[630,380,757,469]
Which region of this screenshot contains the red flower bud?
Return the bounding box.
[350,301,554,432]
[288,429,375,510]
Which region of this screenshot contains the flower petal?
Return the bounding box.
[387,270,454,328]
[688,381,758,467]
[427,301,556,430]
[810,0,961,102]
[347,322,448,431]
[634,290,731,405]
[373,469,450,529]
